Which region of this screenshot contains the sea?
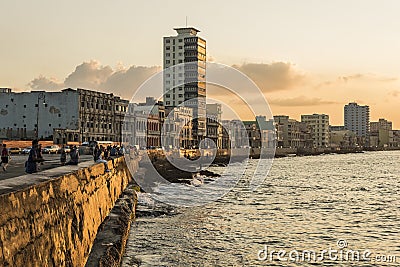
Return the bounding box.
[121,150,400,266]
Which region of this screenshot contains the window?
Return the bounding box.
[24,105,26,108]
[179,60,183,63]
[166,101,170,105]
[166,60,170,64]
[178,46,182,49]
[166,39,170,43]
[58,114,61,117]
[35,104,38,107]
[166,46,170,50]
[166,94,170,98]
[179,39,182,42]
[45,104,48,107]
[166,53,170,57]
[49,124,52,127]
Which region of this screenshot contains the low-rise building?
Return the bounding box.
[330,130,357,148]
[163,106,193,149]
[301,114,330,148]
[274,115,302,148]
[370,118,394,147]
[206,104,222,149]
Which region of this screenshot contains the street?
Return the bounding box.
[0,154,94,181]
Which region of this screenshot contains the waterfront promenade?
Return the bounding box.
[0,154,93,195]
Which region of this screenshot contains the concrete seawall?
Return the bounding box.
[0,156,140,267]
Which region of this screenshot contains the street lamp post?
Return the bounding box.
[35,92,46,140]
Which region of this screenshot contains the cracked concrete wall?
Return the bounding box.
[0,156,140,267]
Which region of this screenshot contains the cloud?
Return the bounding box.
[28,60,160,99]
[64,60,114,89]
[100,65,161,97]
[269,96,338,107]
[28,75,63,90]
[232,62,306,92]
[338,74,364,83]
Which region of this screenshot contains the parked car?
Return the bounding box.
[8,147,22,154]
[58,146,71,153]
[22,147,32,154]
[42,145,60,154]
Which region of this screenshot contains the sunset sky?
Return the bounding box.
[1,0,400,127]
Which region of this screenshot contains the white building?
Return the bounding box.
[344,102,370,145]
[163,27,206,145]
[301,114,330,147]
[0,89,79,140]
[163,106,193,149]
[0,88,131,144]
[221,120,248,149]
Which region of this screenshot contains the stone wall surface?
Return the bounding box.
[0,156,140,267]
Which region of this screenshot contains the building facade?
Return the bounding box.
[221,120,248,149]
[0,88,135,144]
[370,118,394,147]
[0,89,79,141]
[344,102,370,146]
[206,103,222,149]
[163,27,207,146]
[274,115,302,148]
[163,106,193,149]
[301,114,330,147]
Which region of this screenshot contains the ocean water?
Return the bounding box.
[122,151,400,266]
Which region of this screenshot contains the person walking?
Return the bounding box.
[1,144,10,171]
[26,140,43,174]
[60,145,67,165]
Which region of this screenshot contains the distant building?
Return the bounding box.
[206,103,222,149]
[330,125,345,131]
[136,97,165,148]
[256,116,276,148]
[344,102,370,146]
[163,27,207,145]
[301,114,330,147]
[330,130,357,148]
[393,130,400,147]
[273,115,302,148]
[243,120,261,149]
[221,120,248,149]
[370,118,393,147]
[163,106,193,149]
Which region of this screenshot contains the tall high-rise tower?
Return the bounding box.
[163,27,206,146]
[344,102,370,145]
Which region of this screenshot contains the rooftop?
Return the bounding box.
[173,27,200,36]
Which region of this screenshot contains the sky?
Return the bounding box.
[1,0,400,127]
